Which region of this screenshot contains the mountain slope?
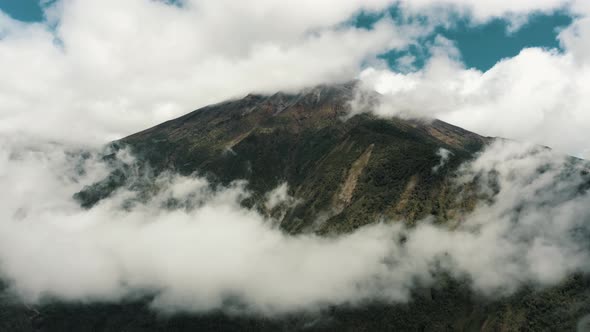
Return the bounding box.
[77,82,490,234]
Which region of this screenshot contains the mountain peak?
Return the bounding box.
[81,83,490,233]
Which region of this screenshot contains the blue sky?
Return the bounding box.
[0,0,45,22]
[354,7,572,71]
[0,0,574,72]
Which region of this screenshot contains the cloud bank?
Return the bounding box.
[0,138,589,315]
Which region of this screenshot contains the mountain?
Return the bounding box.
[76,81,489,234]
[3,82,590,331]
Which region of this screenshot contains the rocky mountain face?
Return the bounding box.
[76,81,489,234]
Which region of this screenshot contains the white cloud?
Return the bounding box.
[560,16,590,65]
[358,20,590,157]
[0,0,590,316]
[0,139,402,313]
[0,139,589,314]
[0,0,588,148]
[432,147,452,173]
[0,0,420,145]
[398,0,569,20]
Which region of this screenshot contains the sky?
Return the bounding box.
[355,6,573,71]
[0,0,590,317]
[0,0,45,22]
[0,0,588,158]
[1,0,574,71]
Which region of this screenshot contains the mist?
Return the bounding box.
[0,136,588,316]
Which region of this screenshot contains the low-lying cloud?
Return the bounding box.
[0,137,589,315]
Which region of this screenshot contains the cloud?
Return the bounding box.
[0,0,588,147]
[0,137,589,315]
[432,148,453,173]
[560,16,590,65]
[0,139,403,314]
[0,0,419,145]
[0,0,590,317]
[356,15,590,157]
[397,0,570,21]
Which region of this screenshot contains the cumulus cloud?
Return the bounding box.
[357,14,590,157]
[0,0,589,147]
[0,0,419,144]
